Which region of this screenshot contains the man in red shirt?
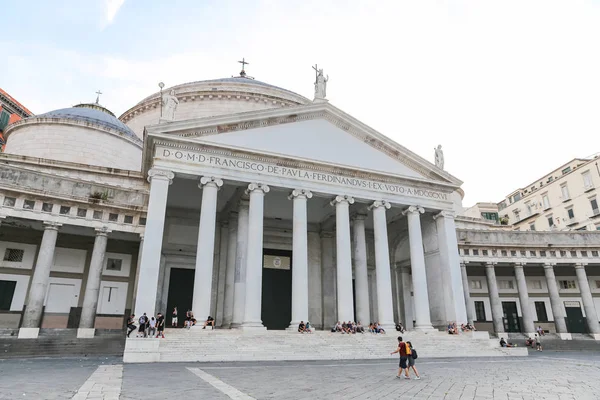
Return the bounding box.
[390,336,411,379]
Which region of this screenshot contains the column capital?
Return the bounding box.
[288,189,313,200]
[433,210,456,220]
[460,261,467,268]
[139,233,144,242]
[513,262,525,268]
[238,194,250,209]
[485,261,497,268]
[330,195,354,206]
[352,212,368,222]
[42,221,62,231]
[246,183,270,194]
[199,176,224,189]
[543,262,557,269]
[228,210,239,223]
[402,205,424,216]
[148,168,174,184]
[368,200,391,211]
[574,262,588,269]
[94,226,111,236]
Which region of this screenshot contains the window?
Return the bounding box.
[560,250,567,257]
[581,251,588,257]
[513,193,521,202]
[529,223,536,231]
[547,176,554,183]
[93,211,103,220]
[542,194,550,209]
[570,251,577,257]
[474,301,486,321]
[42,203,53,212]
[596,281,600,289]
[139,217,147,226]
[567,208,575,219]
[473,249,479,256]
[591,198,599,215]
[535,302,548,322]
[77,208,87,217]
[511,250,517,257]
[0,280,17,311]
[540,251,546,257]
[481,212,499,222]
[482,250,488,256]
[463,249,470,255]
[582,170,593,189]
[525,202,533,216]
[501,250,508,257]
[520,250,527,257]
[559,280,576,289]
[108,213,119,222]
[529,251,536,256]
[498,280,514,290]
[23,200,35,210]
[59,206,71,215]
[498,201,507,211]
[593,251,599,257]
[106,258,122,271]
[531,280,542,290]
[124,215,133,224]
[514,211,520,221]
[3,248,24,262]
[470,280,482,289]
[550,251,556,257]
[562,167,571,175]
[2,196,16,207]
[561,184,570,200]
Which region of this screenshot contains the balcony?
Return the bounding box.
[566,217,578,227]
[584,185,595,193]
[591,209,600,219]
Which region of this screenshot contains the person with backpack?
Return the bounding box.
[406,341,421,380]
[137,313,148,337]
[390,336,411,379]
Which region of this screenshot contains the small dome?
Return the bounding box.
[38,103,141,144]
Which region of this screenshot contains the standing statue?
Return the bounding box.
[161,89,179,121]
[434,145,444,170]
[314,69,329,100]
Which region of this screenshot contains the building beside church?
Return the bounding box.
[0,88,33,151]
[0,68,598,342]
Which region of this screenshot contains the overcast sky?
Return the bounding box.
[3,0,600,206]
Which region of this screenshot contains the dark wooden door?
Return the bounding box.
[565,303,586,334]
[261,249,292,330]
[502,302,521,333]
[166,268,194,327]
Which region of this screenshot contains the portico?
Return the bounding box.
[133,103,467,331]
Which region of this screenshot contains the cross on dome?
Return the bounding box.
[95,90,103,105]
[238,58,249,77]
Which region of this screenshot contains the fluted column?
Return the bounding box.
[460,263,475,325]
[402,205,433,331]
[369,200,395,331]
[241,183,270,329]
[321,231,336,329]
[352,213,370,327]
[485,262,504,334]
[331,195,355,322]
[231,197,249,327]
[222,212,238,328]
[574,263,600,337]
[514,262,535,335]
[192,176,223,321]
[400,265,414,329]
[19,222,62,338]
[133,168,174,317]
[288,189,312,328]
[78,227,111,338]
[131,234,144,313]
[544,262,569,336]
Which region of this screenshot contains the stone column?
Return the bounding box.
[331,195,355,323]
[544,262,569,337]
[321,231,336,329]
[402,206,433,331]
[133,168,173,317]
[192,177,223,321]
[222,212,238,328]
[513,262,535,335]
[460,262,476,325]
[288,189,312,329]
[434,211,468,324]
[231,197,249,327]
[352,213,370,327]
[78,227,111,338]
[574,263,600,338]
[241,183,269,330]
[369,200,395,331]
[307,231,322,329]
[19,222,61,339]
[130,234,144,313]
[400,265,414,329]
[485,262,504,334]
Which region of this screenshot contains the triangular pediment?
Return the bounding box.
[145,103,462,186]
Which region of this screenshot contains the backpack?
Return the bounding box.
[411,349,418,359]
[405,343,412,356]
[139,316,146,324]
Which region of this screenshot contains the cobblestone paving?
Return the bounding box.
[1,352,600,399]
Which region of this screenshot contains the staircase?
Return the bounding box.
[123,328,527,363]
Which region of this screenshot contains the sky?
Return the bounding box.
[2,0,600,206]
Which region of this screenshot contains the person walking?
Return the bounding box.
[390,336,411,379]
[172,307,178,328]
[535,334,543,352]
[406,341,421,380]
[156,313,165,338]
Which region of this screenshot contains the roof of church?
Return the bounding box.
[37,104,141,143]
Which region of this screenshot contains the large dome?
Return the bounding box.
[120,76,311,139]
[4,103,143,171]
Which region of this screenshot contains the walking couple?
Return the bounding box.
[390,336,420,380]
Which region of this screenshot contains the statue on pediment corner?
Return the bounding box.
[161,89,179,121]
[434,145,444,170]
[314,68,329,100]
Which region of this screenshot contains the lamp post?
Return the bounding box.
[158,82,165,119]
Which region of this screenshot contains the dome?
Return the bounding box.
[38,103,141,144]
[120,76,311,140]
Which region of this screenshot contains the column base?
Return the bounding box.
[558,333,572,340]
[18,327,40,339]
[239,321,266,331]
[379,323,396,333]
[590,333,600,341]
[77,328,96,339]
[413,324,437,333]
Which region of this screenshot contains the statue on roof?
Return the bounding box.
[434,145,444,170]
[161,89,179,121]
[313,65,329,101]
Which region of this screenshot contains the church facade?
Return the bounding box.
[1,72,599,340]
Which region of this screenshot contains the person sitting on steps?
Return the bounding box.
[298,321,306,333]
[203,315,215,329]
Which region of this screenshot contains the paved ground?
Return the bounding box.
[1,351,600,399]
